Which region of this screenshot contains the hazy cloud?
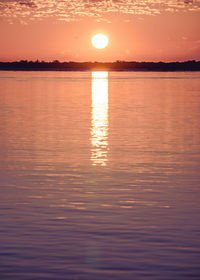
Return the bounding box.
[19,1,37,8]
[0,0,200,23]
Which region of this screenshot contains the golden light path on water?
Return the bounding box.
[91,72,108,166]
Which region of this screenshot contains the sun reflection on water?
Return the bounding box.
[91,72,108,166]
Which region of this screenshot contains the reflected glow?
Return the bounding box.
[91,72,108,166]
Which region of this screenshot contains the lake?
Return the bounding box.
[0,71,200,280]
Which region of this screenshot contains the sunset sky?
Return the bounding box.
[0,0,200,62]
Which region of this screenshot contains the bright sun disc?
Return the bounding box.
[92,34,109,49]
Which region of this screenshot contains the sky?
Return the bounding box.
[0,0,200,62]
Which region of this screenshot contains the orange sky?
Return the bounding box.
[0,0,200,62]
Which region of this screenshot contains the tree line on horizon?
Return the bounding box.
[0,60,200,71]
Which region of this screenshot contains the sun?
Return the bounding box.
[92,34,109,49]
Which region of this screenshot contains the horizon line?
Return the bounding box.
[0,60,200,64]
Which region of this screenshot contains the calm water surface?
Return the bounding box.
[0,71,200,279]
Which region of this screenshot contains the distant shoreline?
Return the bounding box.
[0,60,200,72]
